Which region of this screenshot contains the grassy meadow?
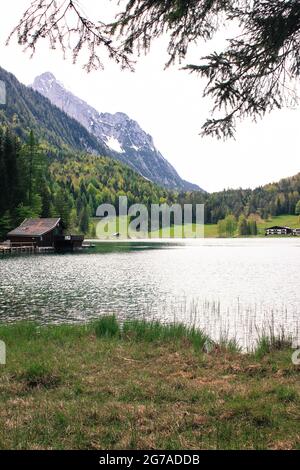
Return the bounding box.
[91,214,300,239]
[257,214,300,231]
[0,318,299,450]
[203,214,300,238]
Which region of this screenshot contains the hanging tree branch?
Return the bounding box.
[8,0,300,137]
[184,1,300,138]
[111,0,230,66]
[7,0,134,71]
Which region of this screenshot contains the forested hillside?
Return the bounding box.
[179,174,300,224]
[49,156,175,234]
[0,126,174,239]
[0,67,109,157]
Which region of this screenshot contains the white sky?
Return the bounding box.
[0,0,299,192]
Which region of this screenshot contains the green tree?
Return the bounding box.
[0,130,8,216]
[79,206,90,234]
[225,215,237,237]
[296,200,300,222]
[238,214,249,236]
[40,181,52,218]
[15,203,39,225]
[3,128,22,212]
[54,189,72,230]
[21,130,46,208]
[0,211,12,240]
[248,219,258,236]
[217,219,226,238]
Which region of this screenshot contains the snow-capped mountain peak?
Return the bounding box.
[32,73,202,191]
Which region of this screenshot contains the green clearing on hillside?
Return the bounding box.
[91,215,299,239]
[257,214,300,230]
[205,214,300,238]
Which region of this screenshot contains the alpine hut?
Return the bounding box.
[7,218,63,248]
[7,218,84,252]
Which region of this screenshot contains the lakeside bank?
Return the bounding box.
[0,318,299,450]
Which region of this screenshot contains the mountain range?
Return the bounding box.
[32,72,201,191]
[0,66,202,192]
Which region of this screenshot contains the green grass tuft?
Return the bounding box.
[255,331,293,358]
[218,335,242,354]
[122,320,210,352]
[273,386,298,403]
[94,315,120,338]
[21,363,60,389]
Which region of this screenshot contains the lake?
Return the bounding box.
[0,238,299,349]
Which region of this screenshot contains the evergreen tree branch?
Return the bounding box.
[8,0,300,137]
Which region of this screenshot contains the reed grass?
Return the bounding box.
[122,319,211,352]
[0,316,296,354]
[94,315,120,338]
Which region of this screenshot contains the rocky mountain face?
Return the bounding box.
[32,72,202,191]
[0,67,110,157]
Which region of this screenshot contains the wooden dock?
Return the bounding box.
[0,243,54,255]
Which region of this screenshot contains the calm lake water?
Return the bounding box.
[0,238,299,348]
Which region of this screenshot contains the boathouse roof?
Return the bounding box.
[265,226,291,230]
[7,218,61,237]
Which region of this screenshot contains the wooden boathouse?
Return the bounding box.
[7,218,63,247]
[1,218,84,253]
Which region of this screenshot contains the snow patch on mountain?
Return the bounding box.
[106,136,124,153]
[130,144,140,151]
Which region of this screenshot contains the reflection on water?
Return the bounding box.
[0,238,299,348]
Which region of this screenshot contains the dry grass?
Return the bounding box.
[0,321,299,450]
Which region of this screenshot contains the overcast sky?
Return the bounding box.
[0,0,299,192]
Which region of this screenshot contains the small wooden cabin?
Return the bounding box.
[7,218,63,247]
[265,226,292,236]
[7,218,84,251]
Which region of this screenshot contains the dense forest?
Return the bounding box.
[0,127,48,239]
[0,124,299,240]
[179,174,300,224]
[49,155,176,235]
[0,126,175,239]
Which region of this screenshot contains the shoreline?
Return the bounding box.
[0,318,298,450]
[82,237,300,246]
